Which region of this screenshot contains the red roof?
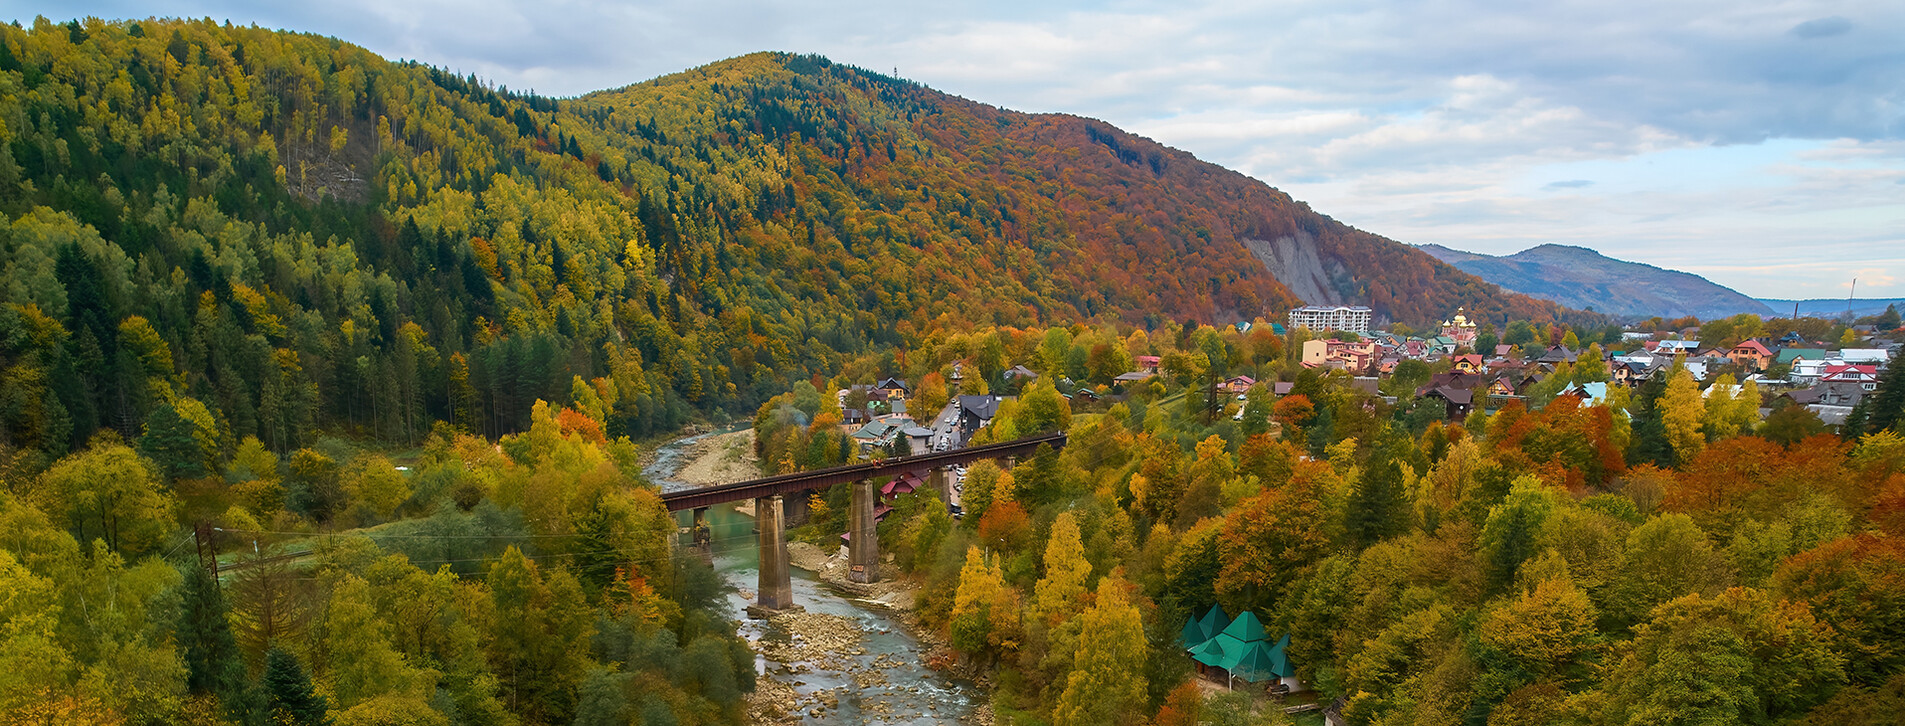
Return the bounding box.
[1733,340,1772,356]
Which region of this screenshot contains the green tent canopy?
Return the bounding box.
[1220,610,1267,643]
[1188,633,1234,668]
[1231,635,1293,683]
[1180,604,1230,649]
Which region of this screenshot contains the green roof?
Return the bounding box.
[1230,639,1290,683]
[1188,634,1235,668]
[1181,605,1230,649]
[1776,349,1825,363]
[1220,610,1267,643]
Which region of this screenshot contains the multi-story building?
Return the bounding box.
[1288,305,1373,334]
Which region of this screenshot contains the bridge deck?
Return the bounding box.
[658,432,1065,511]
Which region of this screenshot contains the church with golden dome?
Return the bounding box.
[1439,308,1479,349]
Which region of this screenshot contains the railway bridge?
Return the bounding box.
[659,432,1066,614]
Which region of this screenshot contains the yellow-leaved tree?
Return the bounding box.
[1053,574,1147,726]
[1660,368,1705,463]
[1033,512,1092,626]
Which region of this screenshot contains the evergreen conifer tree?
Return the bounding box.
[178,565,251,712]
[1866,359,1905,435]
[263,647,330,726]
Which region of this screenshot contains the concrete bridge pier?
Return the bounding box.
[750,494,797,617]
[783,489,811,527]
[849,478,880,583]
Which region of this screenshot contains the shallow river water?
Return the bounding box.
[646,431,981,725]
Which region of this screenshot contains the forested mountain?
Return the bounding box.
[1418,243,1774,319]
[0,17,1569,463]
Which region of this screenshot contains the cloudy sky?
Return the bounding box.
[11,0,1904,300]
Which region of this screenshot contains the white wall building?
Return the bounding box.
[1288,305,1373,334]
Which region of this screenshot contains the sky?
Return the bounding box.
[8,0,1904,300]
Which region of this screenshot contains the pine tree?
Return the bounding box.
[263,647,330,726]
[140,400,206,479]
[1629,374,1674,466]
[178,566,247,704]
[1867,359,1905,435]
[1034,512,1093,626]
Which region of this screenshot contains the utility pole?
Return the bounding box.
[193,521,219,587]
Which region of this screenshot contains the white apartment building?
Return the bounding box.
[1288,305,1373,334]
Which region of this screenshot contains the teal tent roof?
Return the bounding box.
[1188,634,1234,668]
[1229,638,1292,683]
[1179,619,1208,648]
[1181,604,1229,649]
[1198,606,1229,641]
[1220,610,1267,643]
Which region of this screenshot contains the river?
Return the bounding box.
[646,431,982,725]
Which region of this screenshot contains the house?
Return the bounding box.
[1418,370,1487,394]
[1135,356,1162,373]
[1423,387,1474,420]
[1450,354,1486,374]
[1222,375,1257,394]
[1775,348,1825,368]
[1781,382,1869,408]
[1820,364,1880,391]
[902,426,936,455]
[1611,361,1656,387]
[1273,382,1295,396]
[956,395,1008,444]
[1113,371,1157,385]
[842,409,870,426]
[875,377,910,400]
[1558,382,1611,407]
[1729,340,1774,371]
[850,419,904,448]
[883,470,929,499]
[1535,345,1579,369]
[1655,340,1700,356]
[1002,365,1039,382]
[1484,377,1519,398]
[1839,349,1893,368]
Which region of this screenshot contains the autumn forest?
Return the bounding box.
[0,14,1902,726]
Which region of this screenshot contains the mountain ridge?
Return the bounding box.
[0,24,1581,458]
[1417,243,1775,319]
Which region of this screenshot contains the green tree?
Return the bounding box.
[264,647,331,726]
[1590,588,1843,725]
[1052,576,1148,726]
[38,441,176,556]
[1479,477,1558,595]
[139,399,208,479]
[177,565,250,713]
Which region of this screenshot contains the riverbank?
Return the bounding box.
[673,428,759,487]
[648,428,985,723]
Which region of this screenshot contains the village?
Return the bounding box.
[798,302,1903,715]
[832,305,1900,465]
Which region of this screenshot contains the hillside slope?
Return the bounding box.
[0,20,1568,458]
[1419,243,1774,319]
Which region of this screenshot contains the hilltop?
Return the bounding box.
[1418,243,1775,319]
[0,20,1569,457]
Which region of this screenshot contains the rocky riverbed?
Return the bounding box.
[647,429,985,724]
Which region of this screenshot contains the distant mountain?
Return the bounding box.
[1760,298,1905,319]
[1417,244,1775,319]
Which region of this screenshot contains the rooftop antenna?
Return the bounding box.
[1849,277,1857,319]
